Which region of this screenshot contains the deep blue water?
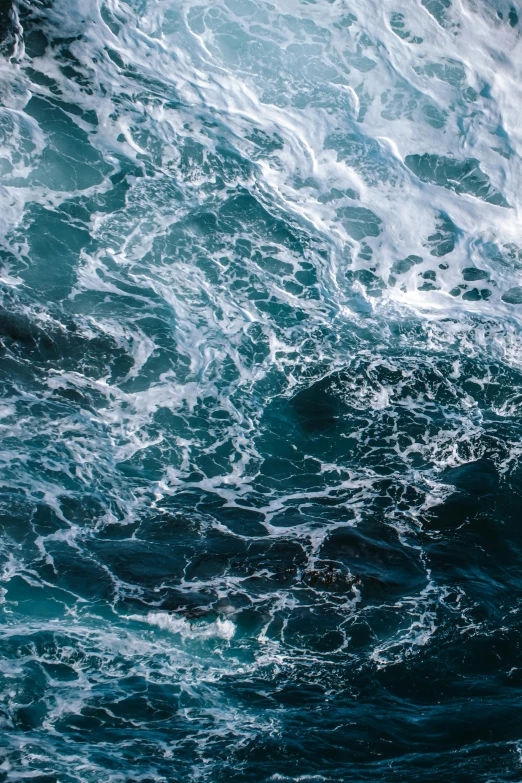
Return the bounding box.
[2,0,522,780]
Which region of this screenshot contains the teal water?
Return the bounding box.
[2,0,522,780]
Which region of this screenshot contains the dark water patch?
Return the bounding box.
[405,154,509,206]
[390,12,423,43]
[502,286,522,303]
[422,0,451,26]
[319,525,427,597]
[441,459,499,495]
[461,287,490,300]
[462,267,488,280]
[426,212,459,256]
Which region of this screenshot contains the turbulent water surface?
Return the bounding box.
[2,0,522,780]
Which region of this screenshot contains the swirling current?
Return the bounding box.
[2,0,522,780]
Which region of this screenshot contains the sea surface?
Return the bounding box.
[1,0,522,780]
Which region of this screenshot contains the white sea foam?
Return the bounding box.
[128,611,236,641]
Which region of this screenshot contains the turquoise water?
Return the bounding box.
[2,0,522,780]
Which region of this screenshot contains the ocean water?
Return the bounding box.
[2,0,522,780]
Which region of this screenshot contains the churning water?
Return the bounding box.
[2,0,522,780]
